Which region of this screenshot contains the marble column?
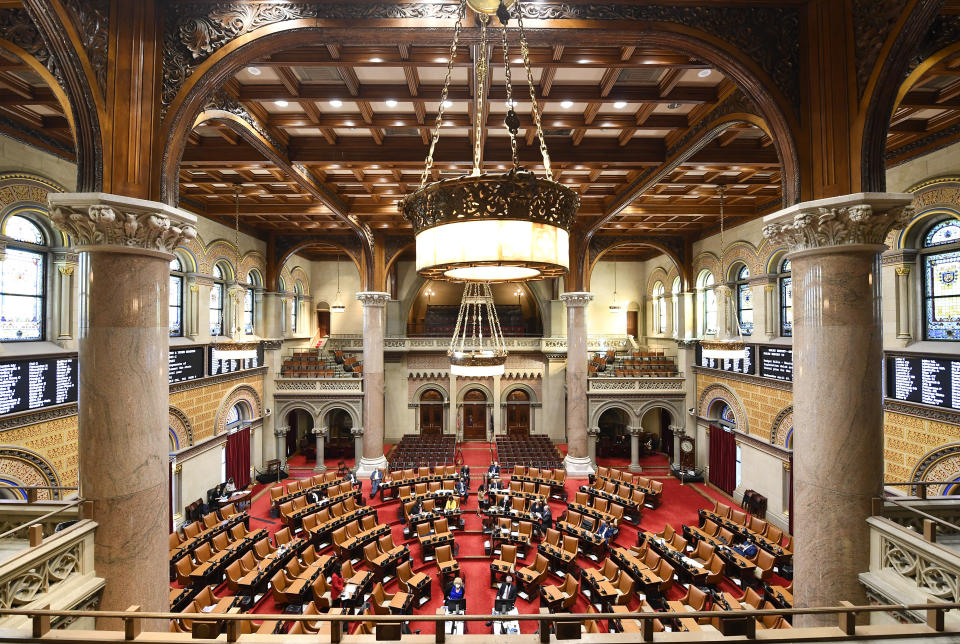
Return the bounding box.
[262,292,284,338]
[352,427,364,471]
[561,292,594,475]
[586,427,600,465]
[313,426,327,473]
[48,193,197,627]
[894,265,913,340]
[274,426,289,470]
[763,193,914,625]
[629,427,642,472]
[356,292,389,475]
[52,251,79,349]
[448,373,459,438]
[492,374,502,440]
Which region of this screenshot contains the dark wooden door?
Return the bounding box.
[462,389,487,441]
[626,310,638,338]
[506,389,530,436]
[317,310,330,338]
[420,389,444,435]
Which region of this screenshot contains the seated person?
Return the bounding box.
[410,498,424,517]
[444,495,459,512]
[539,503,552,532]
[446,577,466,613]
[225,477,236,494]
[454,478,468,502]
[500,494,512,510]
[733,539,759,558]
[487,462,500,480]
[346,469,360,489]
[305,488,321,504]
[595,520,614,543]
[459,465,470,486]
[370,469,383,499]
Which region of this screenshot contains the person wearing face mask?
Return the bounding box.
[446,577,466,613]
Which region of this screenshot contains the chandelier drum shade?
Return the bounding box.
[400,0,579,284]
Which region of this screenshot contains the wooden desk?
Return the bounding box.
[389,591,411,614]
[218,490,252,510]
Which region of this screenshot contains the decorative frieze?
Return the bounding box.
[560,292,594,308]
[356,291,390,308]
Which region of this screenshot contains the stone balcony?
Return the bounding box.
[325,334,637,354]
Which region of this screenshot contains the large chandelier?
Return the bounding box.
[701,186,747,361]
[449,282,507,376]
[400,0,579,284]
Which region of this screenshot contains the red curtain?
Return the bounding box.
[226,427,251,489]
[708,424,737,495]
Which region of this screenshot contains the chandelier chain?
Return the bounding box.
[719,185,726,279]
[418,0,466,190]
[514,0,553,181]
[472,14,489,176]
[499,23,520,170]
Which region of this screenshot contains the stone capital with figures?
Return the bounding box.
[47,193,197,257]
[356,291,390,307]
[273,425,290,438]
[560,291,594,308]
[762,193,914,253]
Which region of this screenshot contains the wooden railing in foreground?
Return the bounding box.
[0,601,959,643]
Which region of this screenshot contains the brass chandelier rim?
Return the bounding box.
[420,260,568,282]
[400,170,580,234]
[447,351,508,367]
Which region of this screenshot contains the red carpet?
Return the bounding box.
[186,451,785,633]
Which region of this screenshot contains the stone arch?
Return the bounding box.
[0,173,70,246]
[698,383,749,433]
[171,247,198,274]
[721,240,762,279]
[317,402,360,431]
[276,401,320,425]
[177,231,207,273]
[205,239,241,278]
[169,406,194,450]
[693,251,722,282]
[646,266,670,298]
[0,447,61,500]
[764,245,791,274]
[589,400,639,431]
[892,176,960,251]
[636,400,682,429]
[213,384,262,436]
[910,442,960,497]
[239,250,267,283]
[290,266,311,295]
[501,382,538,404]
[413,382,449,403]
[770,406,793,448]
[457,382,494,404]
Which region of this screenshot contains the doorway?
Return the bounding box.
[317,309,330,338]
[596,407,629,458]
[505,389,531,436]
[419,389,445,435]
[462,389,488,441]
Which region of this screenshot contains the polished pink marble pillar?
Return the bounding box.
[763,194,913,625]
[560,292,594,475]
[356,291,389,476]
[49,194,196,628]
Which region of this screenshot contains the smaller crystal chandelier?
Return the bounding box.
[449,282,507,376]
[701,186,747,361]
[608,258,625,313]
[227,186,247,341]
[331,254,346,313]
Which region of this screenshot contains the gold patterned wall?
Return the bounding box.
[884,410,960,485]
[0,415,79,489]
[695,372,792,441]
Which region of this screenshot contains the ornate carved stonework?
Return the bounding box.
[0,541,82,609]
[0,9,61,88]
[49,200,198,254]
[59,0,108,95]
[884,400,960,425]
[762,202,915,252]
[853,0,910,99]
[169,365,267,394]
[356,291,390,307]
[0,447,61,499]
[692,365,793,392]
[559,291,593,308]
[203,89,287,154]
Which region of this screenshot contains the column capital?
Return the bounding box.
[586,426,601,437]
[356,291,390,307]
[560,291,594,307]
[762,193,914,253]
[273,425,290,438]
[312,426,327,437]
[48,193,198,258]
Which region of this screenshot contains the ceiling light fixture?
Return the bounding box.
[667,103,681,110]
[401,0,577,376]
[385,98,398,107]
[246,67,261,76]
[613,100,627,109]
[329,99,343,107]
[274,100,289,107]
[697,69,712,78]
[442,99,454,108]
[560,99,573,109]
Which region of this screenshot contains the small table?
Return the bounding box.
[218,490,252,511]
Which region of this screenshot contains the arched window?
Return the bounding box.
[291,282,302,334]
[696,270,716,336]
[244,271,260,336]
[210,263,226,336]
[1,215,46,342]
[671,277,681,337]
[734,264,753,335]
[653,281,665,334]
[225,402,249,432]
[922,218,960,341]
[169,256,184,337]
[779,258,792,337]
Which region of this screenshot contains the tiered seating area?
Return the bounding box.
[590,349,678,377]
[388,434,456,469]
[280,349,362,378]
[495,435,563,469]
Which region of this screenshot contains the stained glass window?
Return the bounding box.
[210,263,225,336]
[697,270,716,335]
[924,249,960,341]
[735,264,753,335]
[243,285,254,335]
[169,257,183,337]
[779,258,792,337]
[925,219,960,248]
[1,216,45,342]
[291,283,302,334]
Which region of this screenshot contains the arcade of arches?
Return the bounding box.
[2,0,960,639]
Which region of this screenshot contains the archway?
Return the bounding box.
[596,407,630,460]
[505,389,532,437]
[708,400,737,429]
[325,407,354,461]
[285,408,314,461]
[419,389,445,435]
[462,389,488,442]
[639,406,676,461]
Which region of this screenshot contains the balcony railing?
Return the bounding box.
[274,377,363,394]
[588,376,686,394]
[326,334,637,354]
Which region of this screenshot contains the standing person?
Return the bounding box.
[492,575,517,615]
[330,570,344,607]
[370,468,383,499]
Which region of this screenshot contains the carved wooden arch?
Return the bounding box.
[21,0,103,191]
[859,2,944,192]
[384,240,415,281]
[697,382,749,434]
[276,239,363,292]
[587,237,686,292]
[0,37,76,145]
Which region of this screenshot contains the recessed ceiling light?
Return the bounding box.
[667,103,681,110]
[246,66,261,76]
[370,57,383,63]
[435,57,448,63]
[578,59,590,64]
[344,120,355,126]
[442,100,454,108]
[560,100,573,109]
[613,101,627,109]
[329,99,343,107]
[698,69,712,78]
[274,100,288,107]
[394,121,405,126]
[385,98,398,107]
